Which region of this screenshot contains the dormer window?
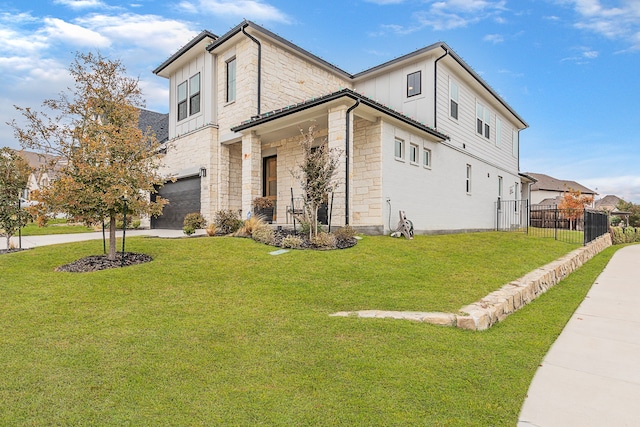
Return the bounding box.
[407,71,421,97]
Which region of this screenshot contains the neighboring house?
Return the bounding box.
[152,20,530,233]
[527,172,597,208]
[594,194,622,212]
[12,150,62,200]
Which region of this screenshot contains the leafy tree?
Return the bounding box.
[9,52,166,260]
[292,126,342,238]
[616,200,640,227]
[558,188,594,230]
[0,148,32,249]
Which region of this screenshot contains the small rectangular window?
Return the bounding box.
[394,138,404,160]
[498,176,503,198]
[189,73,200,116]
[449,79,459,120]
[177,81,187,121]
[226,58,236,103]
[466,164,472,194]
[407,71,421,97]
[409,143,419,164]
[476,101,491,139]
[423,147,431,168]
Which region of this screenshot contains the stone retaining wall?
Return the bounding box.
[456,234,612,330]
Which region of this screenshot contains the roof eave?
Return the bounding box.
[153,30,218,76]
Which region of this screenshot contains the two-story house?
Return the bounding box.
[152,20,529,234]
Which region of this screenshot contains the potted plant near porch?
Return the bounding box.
[253,196,274,223]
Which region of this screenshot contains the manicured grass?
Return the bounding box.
[20,220,94,236]
[0,233,617,426]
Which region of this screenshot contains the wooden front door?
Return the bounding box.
[264,156,277,220]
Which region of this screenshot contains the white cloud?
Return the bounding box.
[179,0,290,23]
[41,18,111,48]
[484,33,505,43]
[563,0,640,49]
[582,175,640,204]
[53,0,107,9]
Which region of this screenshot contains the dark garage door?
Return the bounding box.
[151,176,201,229]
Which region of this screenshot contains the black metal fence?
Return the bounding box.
[495,199,609,245]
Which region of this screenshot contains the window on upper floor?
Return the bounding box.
[512,129,519,158]
[409,143,419,164]
[189,73,201,116]
[476,101,491,139]
[495,117,502,146]
[407,71,421,97]
[177,80,187,121]
[423,147,431,169]
[226,57,236,103]
[466,164,472,194]
[449,79,459,120]
[394,137,405,160]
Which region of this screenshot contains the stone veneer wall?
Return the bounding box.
[456,234,612,330]
[351,118,383,226]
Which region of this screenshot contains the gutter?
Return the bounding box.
[241,24,262,116]
[344,99,360,226]
[433,47,449,129]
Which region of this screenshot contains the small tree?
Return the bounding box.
[9,52,166,260]
[558,188,594,230]
[292,126,342,238]
[616,199,640,227]
[0,148,32,249]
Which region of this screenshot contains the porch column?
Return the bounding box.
[242,131,262,219]
[327,103,352,227]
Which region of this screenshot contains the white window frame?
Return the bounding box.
[498,176,503,198]
[189,73,201,116]
[476,101,491,139]
[466,164,472,194]
[226,57,236,103]
[177,80,187,121]
[394,137,405,160]
[422,147,431,169]
[449,78,459,120]
[409,143,419,165]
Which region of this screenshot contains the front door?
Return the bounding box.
[264,156,277,221]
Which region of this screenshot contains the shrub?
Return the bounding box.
[205,223,217,236]
[236,216,267,237]
[281,234,304,249]
[214,210,243,235]
[311,232,336,248]
[116,218,141,230]
[610,226,640,244]
[183,212,207,236]
[252,196,274,209]
[252,226,275,245]
[334,225,356,240]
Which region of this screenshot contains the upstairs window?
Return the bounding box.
[409,143,419,164]
[177,81,187,121]
[394,138,404,160]
[449,79,459,120]
[189,73,201,116]
[476,101,490,139]
[407,71,421,97]
[226,58,236,103]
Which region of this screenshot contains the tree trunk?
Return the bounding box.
[108,215,117,260]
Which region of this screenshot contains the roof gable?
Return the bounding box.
[527,172,596,195]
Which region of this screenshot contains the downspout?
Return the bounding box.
[241,24,261,116]
[433,47,449,129]
[345,99,360,226]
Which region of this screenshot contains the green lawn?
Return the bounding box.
[0,233,617,426]
[19,220,95,236]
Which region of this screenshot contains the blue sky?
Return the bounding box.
[1,0,639,202]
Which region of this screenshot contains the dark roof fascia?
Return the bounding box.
[353,42,528,129]
[230,88,449,141]
[153,30,218,75]
[206,20,353,80]
[519,172,538,183]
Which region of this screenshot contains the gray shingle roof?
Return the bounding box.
[138,109,169,143]
[526,172,596,195]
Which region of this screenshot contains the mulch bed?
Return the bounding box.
[55,252,153,273]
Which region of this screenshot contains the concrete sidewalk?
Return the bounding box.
[518,244,640,427]
[1,228,204,251]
